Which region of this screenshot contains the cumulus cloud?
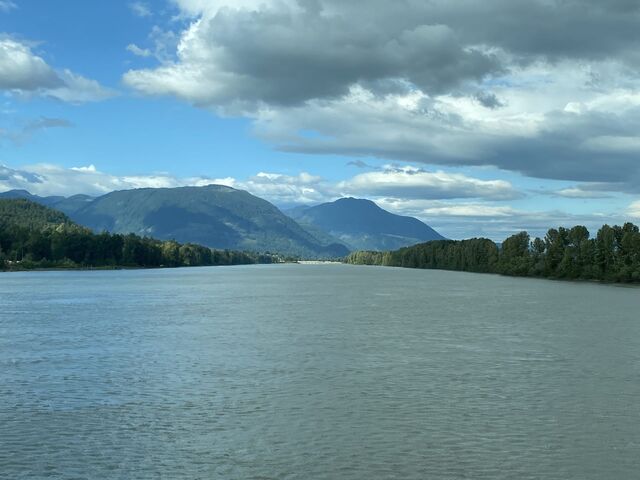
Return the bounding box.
[223,172,331,206]
[119,0,640,191]
[225,166,524,206]
[0,164,332,206]
[128,0,640,108]
[124,2,501,108]
[0,161,522,205]
[254,71,640,185]
[0,38,61,91]
[0,163,227,197]
[337,165,521,201]
[0,38,115,102]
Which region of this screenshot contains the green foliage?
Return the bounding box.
[346,238,498,273]
[0,199,74,230]
[346,224,640,283]
[497,231,531,276]
[0,199,279,271]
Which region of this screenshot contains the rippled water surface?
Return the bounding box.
[2,264,640,479]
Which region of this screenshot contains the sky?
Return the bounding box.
[1,0,640,240]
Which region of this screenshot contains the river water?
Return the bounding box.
[1,264,640,479]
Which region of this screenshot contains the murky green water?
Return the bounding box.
[1,265,640,479]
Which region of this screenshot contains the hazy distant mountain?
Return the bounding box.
[41,185,347,258]
[287,197,445,251]
[0,190,94,213]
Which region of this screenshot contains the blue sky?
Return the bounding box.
[1,0,640,240]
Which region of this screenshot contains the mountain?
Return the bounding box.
[0,190,94,213]
[0,189,36,201]
[286,197,445,251]
[49,185,348,258]
[0,198,278,270]
[49,194,95,213]
[0,198,75,230]
[1,186,348,258]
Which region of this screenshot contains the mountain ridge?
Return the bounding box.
[0,186,348,258]
[1,188,445,256]
[286,197,445,251]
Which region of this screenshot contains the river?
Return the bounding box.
[1,264,639,479]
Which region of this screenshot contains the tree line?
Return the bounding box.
[346,223,640,283]
[0,199,280,270]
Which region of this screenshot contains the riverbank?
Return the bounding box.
[1,259,287,273]
[297,260,343,265]
[345,225,640,284]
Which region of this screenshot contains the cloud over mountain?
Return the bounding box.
[337,166,521,201]
[2,161,624,240]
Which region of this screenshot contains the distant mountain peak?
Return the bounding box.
[333,197,385,211]
[287,197,445,251]
[1,189,34,197]
[335,196,376,205]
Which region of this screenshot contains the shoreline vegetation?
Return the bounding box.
[345,224,640,284]
[0,199,289,272]
[4,197,640,284]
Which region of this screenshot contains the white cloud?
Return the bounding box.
[126,43,152,58]
[233,172,329,205]
[553,187,612,199]
[70,164,97,173]
[374,197,628,241]
[421,204,517,218]
[129,1,151,17]
[0,38,115,103]
[0,164,44,185]
[121,1,640,189]
[0,38,60,91]
[375,197,519,219]
[628,201,640,219]
[0,163,226,197]
[0,161,521,206]
[229,166,524,206]
[45,69,116,103]
[338,165,521,201]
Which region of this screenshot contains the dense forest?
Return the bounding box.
[346,223,640,283]
[0,199,280,271]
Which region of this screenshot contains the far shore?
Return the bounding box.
[297,260,343,265]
